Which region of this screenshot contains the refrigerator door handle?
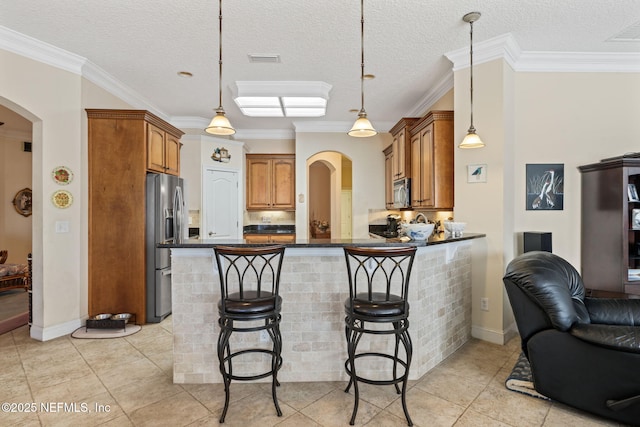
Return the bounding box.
[173,185,185,244]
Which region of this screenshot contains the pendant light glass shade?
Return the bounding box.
[348,0,376,138]
[205,0,235,136]
[348,110,377,137]
[206,108,235,135]
[459,12,483,149]
[460,128,484,149]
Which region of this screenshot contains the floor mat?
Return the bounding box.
[71,324,141,339]
[505,352,550,401]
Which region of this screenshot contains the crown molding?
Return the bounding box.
[407,71,454,117]
[293,120,396,134]
[445,32,640,73]
[173,117,296,140]
[82,61,168,121]
[0,25,86,74]
[233,128,296,140]
[170,116,210,130]
[181,133,246,147]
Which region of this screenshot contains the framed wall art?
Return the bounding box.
[467,164,487,183]
[526,164,564,211]
[12,187,32,217]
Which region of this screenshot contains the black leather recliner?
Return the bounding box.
[503,251,640,425]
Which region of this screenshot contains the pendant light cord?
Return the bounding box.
[218,0,224,110]
[468,18,475,132]
[359,0,365,114]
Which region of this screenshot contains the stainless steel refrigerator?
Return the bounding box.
[145,173,185,323]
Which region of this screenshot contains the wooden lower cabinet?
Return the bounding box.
[86,109,184,324]
[244,234,295,243]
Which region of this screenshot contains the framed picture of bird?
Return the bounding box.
[467,164,487,183]
[526,164,564,210]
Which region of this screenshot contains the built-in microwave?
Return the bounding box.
[393,178,411,209]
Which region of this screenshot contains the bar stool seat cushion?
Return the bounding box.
[219,292,282,314]
[345,293,407,317]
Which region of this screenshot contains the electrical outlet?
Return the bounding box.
[480,297,489,311]
[260,330,270,342]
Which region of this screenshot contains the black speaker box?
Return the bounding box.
[523,232,552,253]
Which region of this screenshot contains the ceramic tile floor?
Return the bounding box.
[0,317,626,427]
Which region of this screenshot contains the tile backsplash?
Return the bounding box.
[245,211,295,225]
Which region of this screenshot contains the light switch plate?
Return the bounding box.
[55,221,70,233]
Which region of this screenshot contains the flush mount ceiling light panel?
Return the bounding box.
[233,81,332,117]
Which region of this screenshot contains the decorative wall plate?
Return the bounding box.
[52,190,73,209]
[52,166,73,185]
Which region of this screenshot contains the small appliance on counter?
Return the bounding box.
[386,214,401,237]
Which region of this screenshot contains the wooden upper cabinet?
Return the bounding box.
[164,134,181,175]
[147,123,166,173]
[383,145,394,209]
[272,157,295,209]
[246,154,295,211]
[408,111,454,210]
[389,118,419,181]
[146,122,181,176]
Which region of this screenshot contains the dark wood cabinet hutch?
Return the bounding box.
[579,155,640,296]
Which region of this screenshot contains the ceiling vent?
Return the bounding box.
[608,20,640,41]
[248,54,281,63]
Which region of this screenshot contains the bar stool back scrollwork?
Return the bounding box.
[214,245,286,423]
[343,246,417,426]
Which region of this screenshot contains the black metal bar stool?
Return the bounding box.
[343,246,417,426]
[214,245,286,423]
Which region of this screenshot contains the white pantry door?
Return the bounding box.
[203,168,240,239]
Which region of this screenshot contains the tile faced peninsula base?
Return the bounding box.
[170,242,472,383]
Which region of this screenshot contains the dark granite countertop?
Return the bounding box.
[160,232,485,248]
[243,224,296,234]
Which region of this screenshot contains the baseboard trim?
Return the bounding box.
[30,318,82,341]
[472,323,518,345]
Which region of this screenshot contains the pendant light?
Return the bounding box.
[459,12,484,149]
[348,0,377,138]
[205,0,235,135]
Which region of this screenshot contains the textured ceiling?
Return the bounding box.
[1,0,640,137]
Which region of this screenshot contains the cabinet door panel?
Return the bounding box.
[395,129,407,179]
[247,159,272,209]
[271,234,295,243]
[420,124,434,207]
[272,158,295,210]
[164,134,181,176]
[384,147,394,208]
[147,123,165,173]
[244,234,271,243]
[410,133,422,206]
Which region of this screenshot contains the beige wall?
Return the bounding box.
[0,49,134,340]
[0,136,32,263]
[295,132,392,239]
[454,58,640,343]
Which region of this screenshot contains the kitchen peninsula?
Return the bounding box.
[161,233,484,384]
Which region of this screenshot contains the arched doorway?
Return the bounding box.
[0,102,34,331]
[307,152,352,239]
